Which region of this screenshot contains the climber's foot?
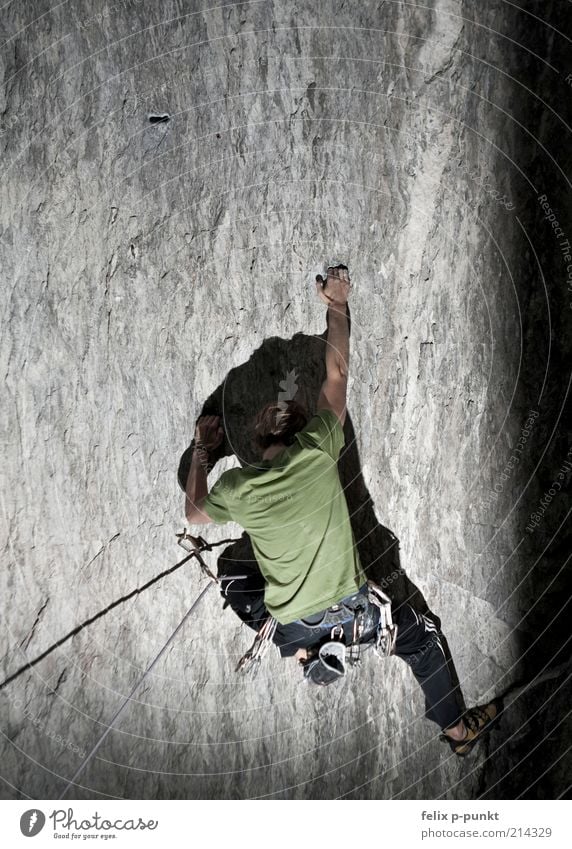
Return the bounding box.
[441,699,503,757]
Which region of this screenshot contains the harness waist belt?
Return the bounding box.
[298,585,369,629]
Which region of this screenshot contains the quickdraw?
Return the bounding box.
[367,579,398,657]
[235,616,278,676]
[345,595,368,667]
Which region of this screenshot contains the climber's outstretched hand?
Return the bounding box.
[194,415,224,452]
[315,265,351,307]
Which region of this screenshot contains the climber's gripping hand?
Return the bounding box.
[315,265,351,308]
[194,415,224,455]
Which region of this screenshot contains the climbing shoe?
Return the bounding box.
[441,699,502,757]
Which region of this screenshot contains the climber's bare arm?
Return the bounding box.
[316,266,351,426]
[184,415,223,524]
[184,454,212,525]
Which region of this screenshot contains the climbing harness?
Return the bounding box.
[234,584,374,677]
[301,582,398,684]
[301,588,371,669]
[235,585,376,679]
[236,580,398,685]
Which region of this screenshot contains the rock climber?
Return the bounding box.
[182,264,501,756]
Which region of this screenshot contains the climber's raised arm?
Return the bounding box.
[316,265,351,426]
[184,415,223,524]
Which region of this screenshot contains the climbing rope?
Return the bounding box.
[54,531,243,799]
[58,580,214,799]
[0,532,240,692]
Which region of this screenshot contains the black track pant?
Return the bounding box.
[391,601,463,731]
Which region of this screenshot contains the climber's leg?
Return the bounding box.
[392,602,464,731]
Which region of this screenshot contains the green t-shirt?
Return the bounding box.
[201,409,366,624]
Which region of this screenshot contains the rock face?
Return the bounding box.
[0,0,570,800]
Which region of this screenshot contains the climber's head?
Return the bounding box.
[252,399,309,453]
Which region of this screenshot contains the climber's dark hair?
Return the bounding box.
[252,400,309,451]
